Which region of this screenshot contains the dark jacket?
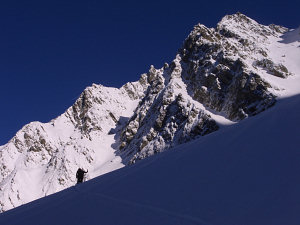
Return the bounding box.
[76,168,88,183]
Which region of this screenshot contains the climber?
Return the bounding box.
[76,168,88,184]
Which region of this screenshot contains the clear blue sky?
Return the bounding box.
[1,0,299,145]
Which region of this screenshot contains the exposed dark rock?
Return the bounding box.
[254,59,290,78]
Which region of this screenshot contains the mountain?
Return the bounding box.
[0,80,300,225]
[0,12,299,213]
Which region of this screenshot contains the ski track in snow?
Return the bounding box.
[80,189,212,225]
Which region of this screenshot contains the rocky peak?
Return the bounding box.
[218,12,259,29]
[178,13,292,120]
[216,12,286,40]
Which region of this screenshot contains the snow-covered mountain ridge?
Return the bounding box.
[0,12,299,212]
[1,79,300,225]
[0,82,147,211]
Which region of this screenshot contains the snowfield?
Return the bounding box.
[263,27,300,97]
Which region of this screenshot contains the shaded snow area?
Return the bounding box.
[1,92,300,225]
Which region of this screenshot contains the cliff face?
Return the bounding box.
[0,13,298,212]
[180,13,289,120]
[119,13,292,162]
[119,60,219,164]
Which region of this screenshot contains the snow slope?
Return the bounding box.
[266,27,300,97]
[0,87,300,225]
